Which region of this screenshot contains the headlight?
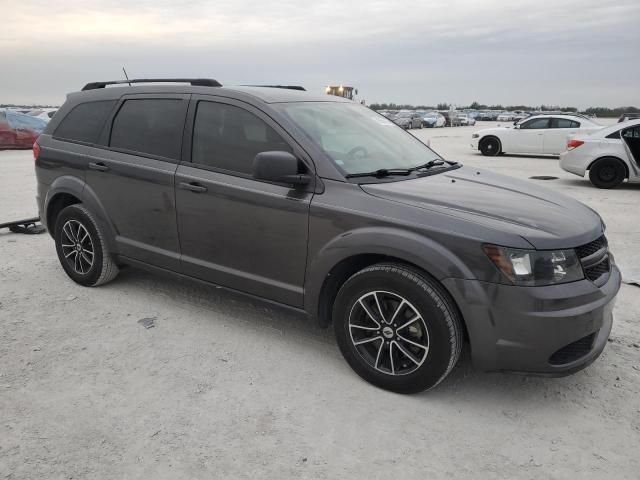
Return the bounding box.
[483,245,584,286]
[471,133,479,138]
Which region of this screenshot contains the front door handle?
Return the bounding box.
[88,162,109,172]
[178,181,208,193]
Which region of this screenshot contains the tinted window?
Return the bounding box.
[623,126,640,138]
[606,130,621,139]
[520,118,550,129]
[192,101,292,175]
[110,99,185,160]
[552,118,580,128]
[54,100,115,144]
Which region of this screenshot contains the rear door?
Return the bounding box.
[512,117,549,153]
[84,94,189,270]
[543,118,581,154]
[621,125,640,175]
[175,96,313,307]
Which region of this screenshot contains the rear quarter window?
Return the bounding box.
[54,100,116,144]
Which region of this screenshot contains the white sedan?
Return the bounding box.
[560,119,640,188]
[471,114,602,156]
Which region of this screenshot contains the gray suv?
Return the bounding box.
[34,79,620,393]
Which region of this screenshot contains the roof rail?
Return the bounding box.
[241,85,306,91]
[81,78,222,91]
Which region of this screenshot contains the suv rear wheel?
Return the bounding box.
[54,205,119,286]
[333,263,462,393]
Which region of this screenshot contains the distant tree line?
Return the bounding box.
[1,103,59,109]
[368,101,639,118]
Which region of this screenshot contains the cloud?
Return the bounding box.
[1,0,639,106]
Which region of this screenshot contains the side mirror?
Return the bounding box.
[252,151,311,186]
[514,124,521,129]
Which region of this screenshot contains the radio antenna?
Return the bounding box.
[122,67,131,86]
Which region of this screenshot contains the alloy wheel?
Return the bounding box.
[348,291,430,376]
[60,219,95,275]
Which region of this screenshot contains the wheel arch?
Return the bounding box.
[305,227,473,335]
[587,155,630,179]
[479,134,503,151]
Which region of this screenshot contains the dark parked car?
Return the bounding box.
[35,79,620,393]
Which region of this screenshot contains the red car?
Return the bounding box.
[0,109,47,149]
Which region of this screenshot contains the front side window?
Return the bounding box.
[191,101,292,175]
[110,99,185,160]
[54,100,116,144]
[520,118,550,129]
[276,102,444,175]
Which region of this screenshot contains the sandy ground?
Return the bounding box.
[1,121,639,479]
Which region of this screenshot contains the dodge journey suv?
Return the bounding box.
[34,79,621,393]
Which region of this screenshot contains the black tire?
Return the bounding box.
[479,136,501,156]
[54,204,119,287]
[589,158,626,189]
[333,263,462,394]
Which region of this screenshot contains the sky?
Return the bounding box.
[1,0,639,108]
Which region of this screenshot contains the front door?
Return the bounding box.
[513,117,550,153]
[175,97,313,307]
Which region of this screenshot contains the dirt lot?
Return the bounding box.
[1,122,639,479]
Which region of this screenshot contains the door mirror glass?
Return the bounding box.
[252,151,310,186]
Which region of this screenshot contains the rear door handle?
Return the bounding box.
[178,181,208,193]
[88,162,109,172]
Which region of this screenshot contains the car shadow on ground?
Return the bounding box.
[113,266,598,401]
[559,178,640,190]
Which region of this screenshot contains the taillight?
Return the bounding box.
[567,139,584,150]
[33,142,40,161]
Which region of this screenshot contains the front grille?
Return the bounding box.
[549,332,596,366]
[576,235,610,284]
[576,235,607,259]
[585,257,610,281]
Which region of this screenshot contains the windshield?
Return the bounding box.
[277,102,444,175]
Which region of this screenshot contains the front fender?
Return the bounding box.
[303,226,476,316]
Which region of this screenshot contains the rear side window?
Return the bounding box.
[551,118,580,128]
[54,100,116,144]
[623,127,640,138]
[110,99,186,160]
[191,101,292,175]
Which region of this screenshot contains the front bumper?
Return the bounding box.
[442,264,621,375]
[470,137,479,150]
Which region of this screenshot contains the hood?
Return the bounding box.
[360,166,603,249]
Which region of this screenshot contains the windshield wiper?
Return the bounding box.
[408,159,455,171]
[345,168,413,179]
[345,159,458,179]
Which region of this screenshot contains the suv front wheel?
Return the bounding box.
[333,263,462,393]
[54,204,119,287]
